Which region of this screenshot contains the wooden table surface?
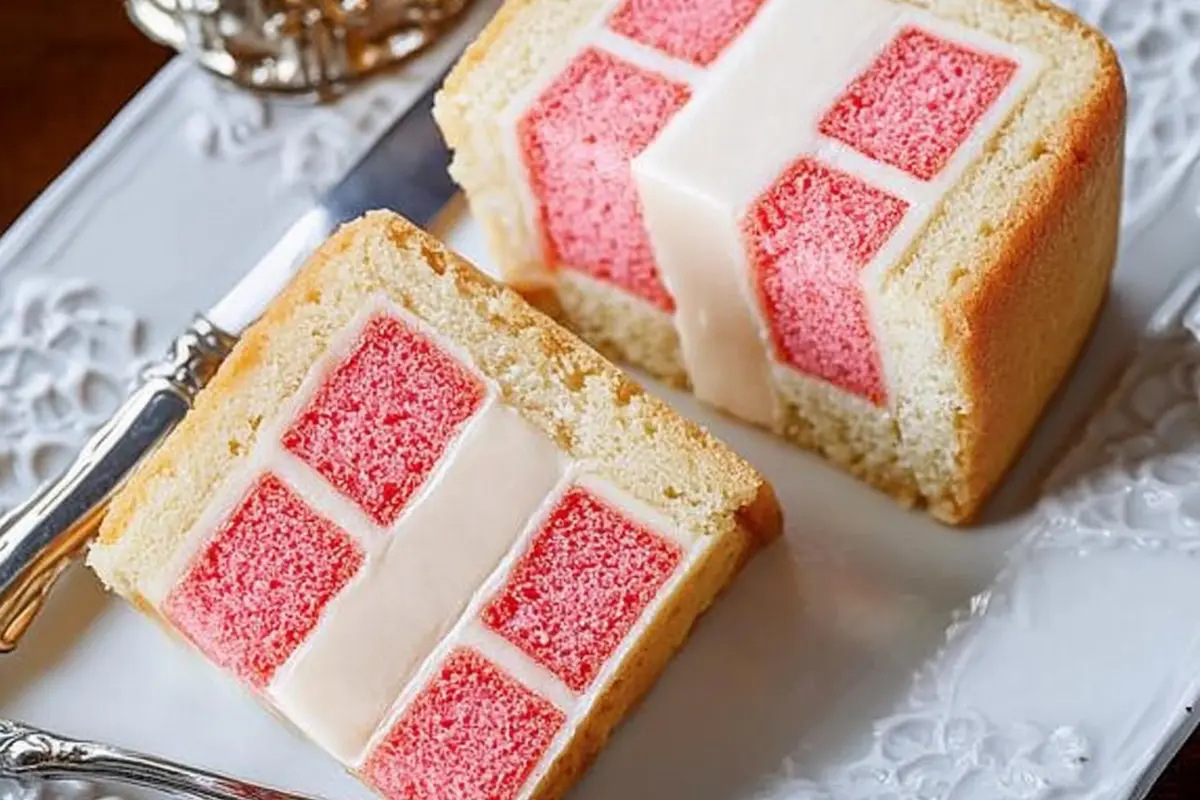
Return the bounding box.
[0,3,1196,798]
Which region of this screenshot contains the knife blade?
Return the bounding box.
[0,44,471,651]
[208,72,458,335]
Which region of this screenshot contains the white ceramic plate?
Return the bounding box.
[3,1,1200,798]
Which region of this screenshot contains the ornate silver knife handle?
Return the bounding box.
[0,719,321,800]
[0,317,237,652]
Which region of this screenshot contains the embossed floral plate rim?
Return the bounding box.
[2,0,1200,799]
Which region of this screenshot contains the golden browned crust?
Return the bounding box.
[528,485,776,799]
[937,9,1126,523]
[737,480,785,545]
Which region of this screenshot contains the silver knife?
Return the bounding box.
[0,61,465,652]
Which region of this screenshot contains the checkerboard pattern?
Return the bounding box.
[482,485,683,692]
[157,309,690,800]
[516,0,1020,405]
[164,473,364,688]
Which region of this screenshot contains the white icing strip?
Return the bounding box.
[591,27,706,86]
[355,472,578,766]
[517,487,716,800]
[456,623,579,713]
[356,467,706,796]
[140,296,495,604]
[817,138,936,206]
[634,160,777,426]
[270,445,390,541]
[630,0,900,422]
[268,399,567,764]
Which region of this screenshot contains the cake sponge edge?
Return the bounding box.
[88,208,781,613]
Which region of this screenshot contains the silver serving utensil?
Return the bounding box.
[0,719,321,800]
[0,42,471,652]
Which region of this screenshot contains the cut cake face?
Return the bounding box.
[435,0,1125,522]
[89,212,780,800]
[463,0,1033,407]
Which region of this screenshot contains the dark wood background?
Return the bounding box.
[0,3,1195,797]
[0,2,169,227]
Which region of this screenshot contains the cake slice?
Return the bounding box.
[432,0,1126,523]
[88,211,780,800]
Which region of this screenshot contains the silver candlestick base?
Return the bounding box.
[126,0,474,99]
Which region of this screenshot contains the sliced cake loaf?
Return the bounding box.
[433,0,1126,523]
[88,211,781,800]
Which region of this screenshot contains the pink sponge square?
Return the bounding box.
[363,648,565,800]
[481,486,683,693]
[608,0,769,67]
[519,47,691,312]
[283,314,486,527]
[163,473,364,689]
[818,26,1018,181]
[744,156,908,405]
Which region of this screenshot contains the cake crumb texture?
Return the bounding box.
[92,211,774,596]
[521,47,689,312]
[819,26,1019,181]
[88,208,781,800]
[363,648,565,800]
[162,474,363,688]
[434,0,1126,524]
[746,156,908,406]
[481,485,684,693]
[608,0,770,66]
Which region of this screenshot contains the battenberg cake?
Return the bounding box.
[433,0,1126,523]
[88,211,781,800]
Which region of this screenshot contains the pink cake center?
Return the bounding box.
[363,648,565,800]
[818,26,1018,181]
[519,47,691,312]
[608,0,769,67]
[481,486,683,693]
[282,314,486,527]
[163,473,363,689]
[744,156,908,405]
